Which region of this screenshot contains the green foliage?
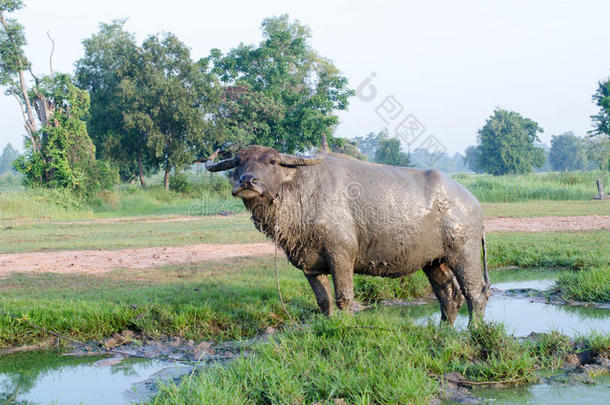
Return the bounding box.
[556,267,610,302]
[0,142,18,173]
[549,132,587,171]
[374,137,411,166]
[75,20,149,181]
[585,135,610,170]
[169,171,192,194]
[124,33,211,189]
[0,0,28,84]
[354,128,388,161]
[590,78,610,139]
[478,109,546,175]
[11,74,117,196]
[208,14,354,153]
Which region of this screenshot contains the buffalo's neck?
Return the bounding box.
[243,188,306,259]
[243,196,278,239]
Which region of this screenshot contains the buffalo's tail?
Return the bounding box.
[482,234,490,286]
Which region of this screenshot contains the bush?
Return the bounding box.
[169,172,192,194]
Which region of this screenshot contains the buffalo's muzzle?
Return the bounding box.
[232,174,264,197]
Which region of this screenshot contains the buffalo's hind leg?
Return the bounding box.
[305,273,333,316]
[423,261,463,325]
[448,239,490,325]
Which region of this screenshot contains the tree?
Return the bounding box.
[548,132,587,171]
[1,2,115,194]
[374,137,411,166]
[584,136,610,170]
[75,20,152,185]
[590,79,610,139]
[354,128,389,161]
[463,145,483,173]
[0,143,19,174]
[208,15,353,153]
[477,109,546,175]
[123,33,208,189]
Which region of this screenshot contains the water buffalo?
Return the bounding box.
[205,136,490,325]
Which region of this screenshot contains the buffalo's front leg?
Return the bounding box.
[305,273,333,316]
[329,260,354,312]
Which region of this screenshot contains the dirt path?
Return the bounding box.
[0,215,608,277]
[0,243,276,278]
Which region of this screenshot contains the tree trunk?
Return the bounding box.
[138,150,146,188]
[164,160,171,190]
[18,70,40,151]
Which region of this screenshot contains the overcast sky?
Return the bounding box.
[2,0,609,155]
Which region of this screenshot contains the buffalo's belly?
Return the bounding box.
[354,257,429,278]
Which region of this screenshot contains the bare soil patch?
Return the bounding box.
[0,242,276,278]
[1,215,608,277]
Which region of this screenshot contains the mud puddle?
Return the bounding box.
[0,336,253,404]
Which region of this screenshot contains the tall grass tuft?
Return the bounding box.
[453,170,610,202]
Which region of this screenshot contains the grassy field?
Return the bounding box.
[0,230,607,347]
[0,258,429,347]
[0,215,264,254]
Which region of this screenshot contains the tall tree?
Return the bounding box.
[0,143,19,174]
[1,0,41,151]
[548,132,587,171]
[75,20,154,186]
[477,109,545,175]
[209,14,353,153]
[123,33,208,189]
[374,137,411,166]
[1,2,113,193]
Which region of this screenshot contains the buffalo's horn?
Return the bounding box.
[276,135,328,166]
[205,150,239,172]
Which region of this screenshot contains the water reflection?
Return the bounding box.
[0,350,183,404]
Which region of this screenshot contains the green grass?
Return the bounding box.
[150,313,600,405]
[0,258,430,347]
[481,200,610,218]
[487,231,610,270]
[0,214,265,254]
[556,267,610,302]
[453,170,610,202]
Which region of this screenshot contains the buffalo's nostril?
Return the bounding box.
[239,174,258,186]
